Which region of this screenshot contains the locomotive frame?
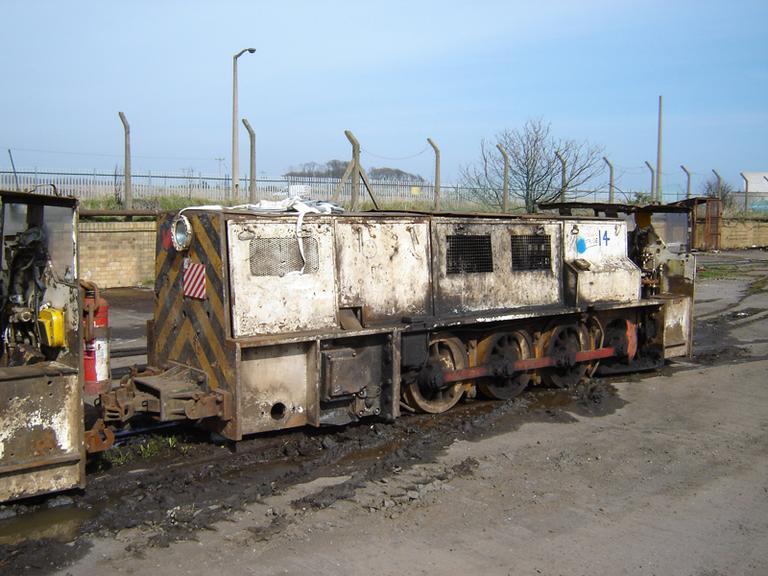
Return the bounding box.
[102,206,693,440]
[0,190,696,503]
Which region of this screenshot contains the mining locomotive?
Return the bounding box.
[0,189,695,502]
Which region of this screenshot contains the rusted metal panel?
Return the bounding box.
[238,342,316,434]
[658,295,693,358]
[335,218,432,324]
[562,220,641,304]
[0,191,84,502]
[432,219,563,316]
[227,219,337,336]
[153,213,237,390]
[0,369,84,502]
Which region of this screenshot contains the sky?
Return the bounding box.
[1,0,766,196]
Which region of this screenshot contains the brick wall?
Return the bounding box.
[79,220,156,288]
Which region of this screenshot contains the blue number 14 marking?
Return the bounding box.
[598,230,610,246]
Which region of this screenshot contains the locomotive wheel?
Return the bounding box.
[476,331,532,400]
[542,323,588,388]
[404,336,466,414]
[603,318,638,363]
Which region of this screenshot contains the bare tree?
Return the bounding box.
[368,167,425,182]
[284,160,349,178]
[701,176,736,210]
[460,119,604,212]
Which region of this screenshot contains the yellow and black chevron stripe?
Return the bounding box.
[152,212,235,391]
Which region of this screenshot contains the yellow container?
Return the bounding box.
[39,308,66,348]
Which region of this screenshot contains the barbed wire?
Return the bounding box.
[360,145,430,161]
[2,146,217,163]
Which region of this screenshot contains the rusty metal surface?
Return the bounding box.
[0,191,84,503]
[335,218,432,325]
[0,370,84,502]
[658,295,693,358]
[227,219,337,336]
[151,212,239,438]
[239,342,315,434]
[562,220,641,305]
[431,219,563,316]
[84,419,115,454]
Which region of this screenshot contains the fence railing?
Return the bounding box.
[2,170,767,213]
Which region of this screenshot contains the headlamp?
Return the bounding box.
[171,214,193,251]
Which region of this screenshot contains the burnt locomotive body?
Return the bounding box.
[0,191,85,502]
[103,207,693,440]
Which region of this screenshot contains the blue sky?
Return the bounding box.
[1,0,766,195]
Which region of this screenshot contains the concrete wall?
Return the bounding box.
[695,218,768,250]
[79,220,156,288]
[720,218,768,249]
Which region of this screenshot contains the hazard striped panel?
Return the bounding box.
[152,213,236,402]
[183,258,206,299]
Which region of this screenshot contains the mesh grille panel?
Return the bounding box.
[511,235,551,271]
[446,235,493,274]
[249,237,319,276]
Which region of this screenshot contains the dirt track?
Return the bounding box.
[1,250,768,576]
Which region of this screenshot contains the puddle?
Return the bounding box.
[0,505,94,546]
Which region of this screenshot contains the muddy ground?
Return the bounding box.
[1,250,767,576]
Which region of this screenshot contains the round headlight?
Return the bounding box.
[171,214,193,251]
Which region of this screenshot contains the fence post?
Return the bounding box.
[427,138,440,211]
[712,169,722,200]
[345,130,361,210]
[740,172,748,213]
[603,156,614,203]
[118,112,132,209]
[242,118,257,203]
[644,161,655,203]
[497,144,510,212]
[681,165,691,200]
[555,151,566,202]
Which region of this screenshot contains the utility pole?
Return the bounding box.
[603,157,614,203]
[712,169,722,200]
[497,144,510,212]
[118,112,132,209]
[681,165,691,200]
[232,47,256,202]
[242,118,257,204]
[555,151,566,202]
[427,138,441,212]
[644,161,655,202]
[656,95,663,203]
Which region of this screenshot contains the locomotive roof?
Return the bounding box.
[177,206,627,222]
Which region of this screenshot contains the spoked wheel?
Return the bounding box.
[541,323,588,388]
[476,331,532,400]
[603,318,638,364]
[404,336,466,414]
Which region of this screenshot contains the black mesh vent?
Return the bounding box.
[511,235,551,271]
[446,235,493,274]
[249,237,319,276]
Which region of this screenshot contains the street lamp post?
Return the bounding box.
[232,47,256,201]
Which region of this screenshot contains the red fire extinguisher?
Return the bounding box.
[81,280,111,395]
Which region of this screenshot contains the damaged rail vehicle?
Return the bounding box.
[0,189,695,502]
